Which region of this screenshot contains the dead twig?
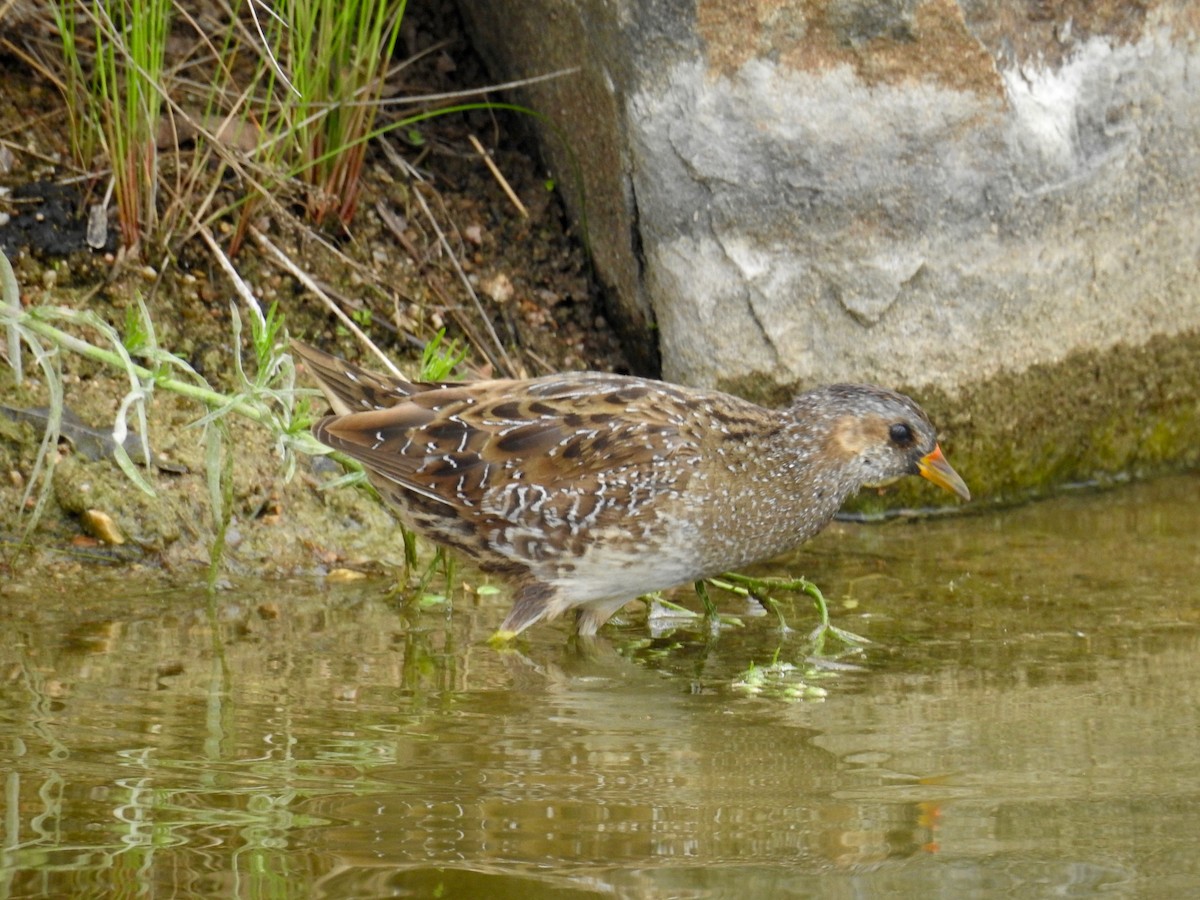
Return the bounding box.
[468,134,527,218]
[379,139,517,377]
[413,186,517,378]
[248,226,402,377]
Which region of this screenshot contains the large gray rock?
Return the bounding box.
[458,1,1200,497]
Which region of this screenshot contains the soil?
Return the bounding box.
[0,3,633,584]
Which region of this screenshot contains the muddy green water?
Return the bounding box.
[2,474,1199,899]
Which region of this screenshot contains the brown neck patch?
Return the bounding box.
[829,414,887,460]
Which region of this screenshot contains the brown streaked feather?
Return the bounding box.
[292,340,429,414]
[311,372,704,528]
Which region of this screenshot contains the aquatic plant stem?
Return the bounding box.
[2,247,20,383]
[16,312,265,422]
[8,309,341,469]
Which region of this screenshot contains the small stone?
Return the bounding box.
[86,204,107,249]
[81,509,125,545]
[480,272,515,304]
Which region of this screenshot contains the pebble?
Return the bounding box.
[81,509,125,545]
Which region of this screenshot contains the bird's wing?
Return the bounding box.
[312,373,700,518]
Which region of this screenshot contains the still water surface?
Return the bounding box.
[2,475,1199,898]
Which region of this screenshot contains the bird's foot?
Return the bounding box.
[711,572,870,650]
[486,628,520,649]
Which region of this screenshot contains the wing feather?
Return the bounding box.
[311,373,701,523]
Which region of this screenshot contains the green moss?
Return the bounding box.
[859,329,1200,509]
[715,371,799,409]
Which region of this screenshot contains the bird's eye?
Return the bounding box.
[889,423,914,446]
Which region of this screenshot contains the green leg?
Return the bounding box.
[714,572,870,650]
[694,579,718,620]
[799,578,868,648]
[760,594,791,633]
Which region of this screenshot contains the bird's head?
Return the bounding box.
[793,384,970,502]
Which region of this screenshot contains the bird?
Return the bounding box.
[292,340,970,641]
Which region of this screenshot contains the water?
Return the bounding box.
[2,475,1199,898]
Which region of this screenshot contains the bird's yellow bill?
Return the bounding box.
[918,444,970,501]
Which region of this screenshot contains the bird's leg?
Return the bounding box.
[707,575,791,632]
[796,578,870,649]
[694,580,718,619]
[642,593,701,621]
[692,580,717,636]
[489,581,554,646]
[695,580,746,636]
[759,594,791,632]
